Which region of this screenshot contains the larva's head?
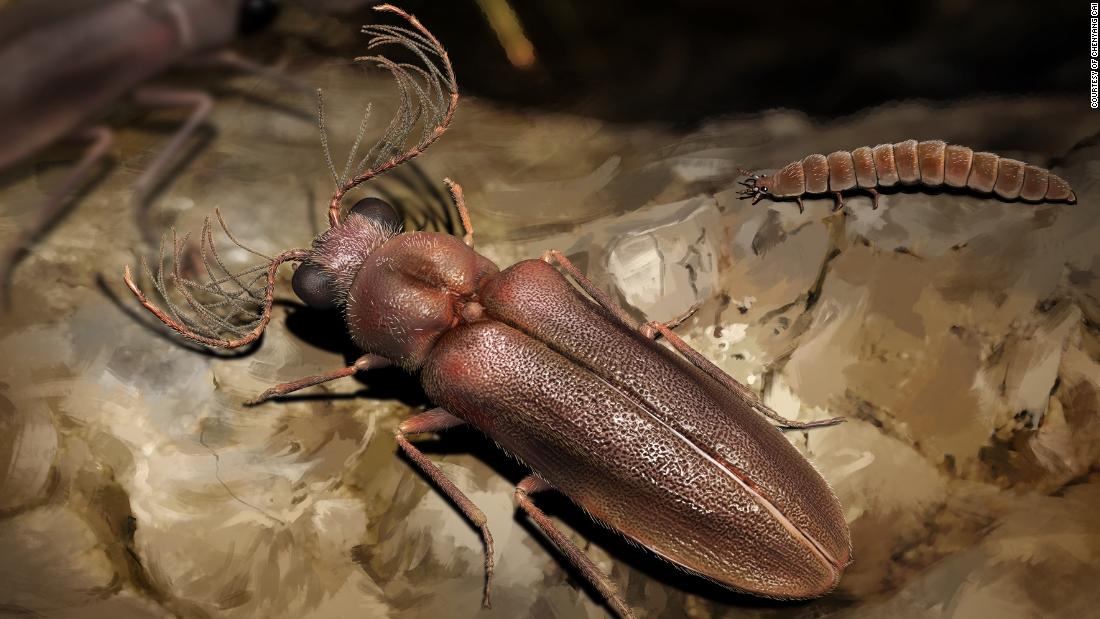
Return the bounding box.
[737,171,773,204]
[292,197,403,311]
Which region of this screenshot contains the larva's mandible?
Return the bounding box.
[739,140,1076,212]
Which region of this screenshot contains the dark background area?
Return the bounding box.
[290,0,1083,126]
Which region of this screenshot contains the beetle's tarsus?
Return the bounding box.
[867,187,880,210]
[831,192,845,212]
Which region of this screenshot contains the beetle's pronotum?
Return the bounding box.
[738,140,1077,212]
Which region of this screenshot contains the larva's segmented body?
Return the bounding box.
[739,140,1077,212]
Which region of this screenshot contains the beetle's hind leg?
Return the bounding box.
[515,476,636,619]
[396,408,495,607]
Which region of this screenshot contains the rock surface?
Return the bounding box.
[1,38,1098,619]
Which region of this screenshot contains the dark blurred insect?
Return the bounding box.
[739,140,1077,212]
[123,6,851,618]
[0,0,294,306]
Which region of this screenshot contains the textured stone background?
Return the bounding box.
[2,6,1099,619]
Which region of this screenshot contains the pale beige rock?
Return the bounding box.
[0,395,57,512]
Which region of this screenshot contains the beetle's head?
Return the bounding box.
[737,170,773,205]
[292,197,403,311]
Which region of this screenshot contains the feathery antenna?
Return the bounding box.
[124,4,455,350]
[123,211,307,348]
[323,4,459,227]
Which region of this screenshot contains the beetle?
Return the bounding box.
[122,6,851,617]
[0,0,297,306]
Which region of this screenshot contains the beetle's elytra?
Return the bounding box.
[124,5,854,617]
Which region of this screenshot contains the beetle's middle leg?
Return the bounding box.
[244,353,391,405]
[544,249,843,430]
[396,408,495,608]
[514,475,636,619]
[542,249,639,330]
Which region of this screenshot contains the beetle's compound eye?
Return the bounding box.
[291,262,337,311]
[238,0,280,35]
[348,197,403,231]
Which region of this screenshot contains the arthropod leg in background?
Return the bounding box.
[123,6,850,618]
[738,140,1077,212]
[0,0,297,306]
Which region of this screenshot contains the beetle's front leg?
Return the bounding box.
[514,476,636,619]
[245,353,391,405]
[396,408,495,607]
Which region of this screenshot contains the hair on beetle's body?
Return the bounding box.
[306,209,402,305]
[739,139,1077,212]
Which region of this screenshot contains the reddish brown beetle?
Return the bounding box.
[739,140,1077,212]
[123,6,851,617]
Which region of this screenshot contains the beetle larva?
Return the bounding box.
[738,140,1077,212]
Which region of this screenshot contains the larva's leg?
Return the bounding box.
[796,196,805,213]
[831,192,845,212]
[245,353,391,405]
[0,126,114,309]
[867,187,880,210]
[641,320,845,430]
[397,408,495,607]
[515,475,636,619]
